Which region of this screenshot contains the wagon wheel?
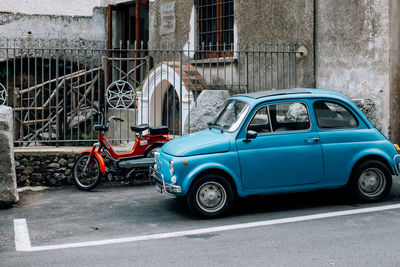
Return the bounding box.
[0,83,7,105]
[106,80,136,109]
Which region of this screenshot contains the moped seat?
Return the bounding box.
[130,124,149,133]
[149,126,169,135]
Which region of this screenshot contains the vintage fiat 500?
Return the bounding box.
[152,89,400,218]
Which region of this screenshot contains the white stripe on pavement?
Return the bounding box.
[14,219,31,251]
[15,203,400,252]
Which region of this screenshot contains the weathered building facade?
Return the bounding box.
[0,0,399,142]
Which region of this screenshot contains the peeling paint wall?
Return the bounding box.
[0,8,107,42]
[315,0,393,138]
[0,0,103,16]
[0,1,109,48]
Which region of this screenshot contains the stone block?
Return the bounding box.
[352,99,379,130]
[184,90,230,134]
[0,105,18,207]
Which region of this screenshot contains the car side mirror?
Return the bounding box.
[245,130,257,142]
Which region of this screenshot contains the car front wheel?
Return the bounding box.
[187,174,234,218]
[349,160,392,202]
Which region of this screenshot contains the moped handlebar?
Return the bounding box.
[92,111,124,127]
[108,116,124,123]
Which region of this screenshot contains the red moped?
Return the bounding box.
[72,112,170,191]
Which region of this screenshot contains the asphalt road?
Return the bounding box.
[2,178,400,266]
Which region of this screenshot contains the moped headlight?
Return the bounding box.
[169,160,174,174]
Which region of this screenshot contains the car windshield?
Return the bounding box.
[210,100,249,132]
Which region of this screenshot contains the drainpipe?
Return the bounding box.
[136,0,141,52]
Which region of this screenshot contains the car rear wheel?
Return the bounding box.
[187,174,234,218]
[349,160,392,202]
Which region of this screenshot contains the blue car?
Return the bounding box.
[152,89,400,218]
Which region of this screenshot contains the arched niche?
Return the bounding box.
[137,61,207,134]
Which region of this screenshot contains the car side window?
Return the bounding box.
[248,106,271,134]
[313,101,359,129]
[268,102,311,132]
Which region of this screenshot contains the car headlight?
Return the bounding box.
[171,176,177,184]
[169,160,174,174]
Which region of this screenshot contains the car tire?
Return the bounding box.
[348,160,392,202]
[187,174,234,218]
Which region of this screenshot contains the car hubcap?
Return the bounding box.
[196,181,226,213]
[358,168,386,198]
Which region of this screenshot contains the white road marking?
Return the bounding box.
[14,219,31,251]
[14,203,400,252]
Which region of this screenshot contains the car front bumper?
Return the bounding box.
[151,166,182,195]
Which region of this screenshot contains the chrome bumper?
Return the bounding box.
[393,155,400,176]
[150,166,182,194]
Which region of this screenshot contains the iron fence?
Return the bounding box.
[0,39,301,146]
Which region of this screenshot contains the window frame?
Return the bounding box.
[247,105,273,134]
[195,0,234,58]
[246,101,312,135]
[313,100,360,130]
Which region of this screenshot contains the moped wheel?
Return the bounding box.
[72,152,102,191]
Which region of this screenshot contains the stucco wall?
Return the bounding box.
[235,0,314,88]
[149,0,192,46]
[149,0,315,91]
[0,0,104,16]
[0,8,107,43]
[315,0,391,137]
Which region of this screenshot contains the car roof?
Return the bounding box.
[232,88,351,102]
[231,88,374,128]
[235,88,312,99]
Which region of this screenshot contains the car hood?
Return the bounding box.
[162,128,231,157]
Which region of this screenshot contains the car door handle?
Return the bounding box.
[305,137,320,142]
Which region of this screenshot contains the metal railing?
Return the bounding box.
[0,39,301,146]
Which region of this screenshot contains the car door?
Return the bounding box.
[236,100,324,189]
[312,100,367,185]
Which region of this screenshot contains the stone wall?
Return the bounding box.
[14,148,80,187]
[14,146,152,187]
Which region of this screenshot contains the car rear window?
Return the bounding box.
[313,101,359,129]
